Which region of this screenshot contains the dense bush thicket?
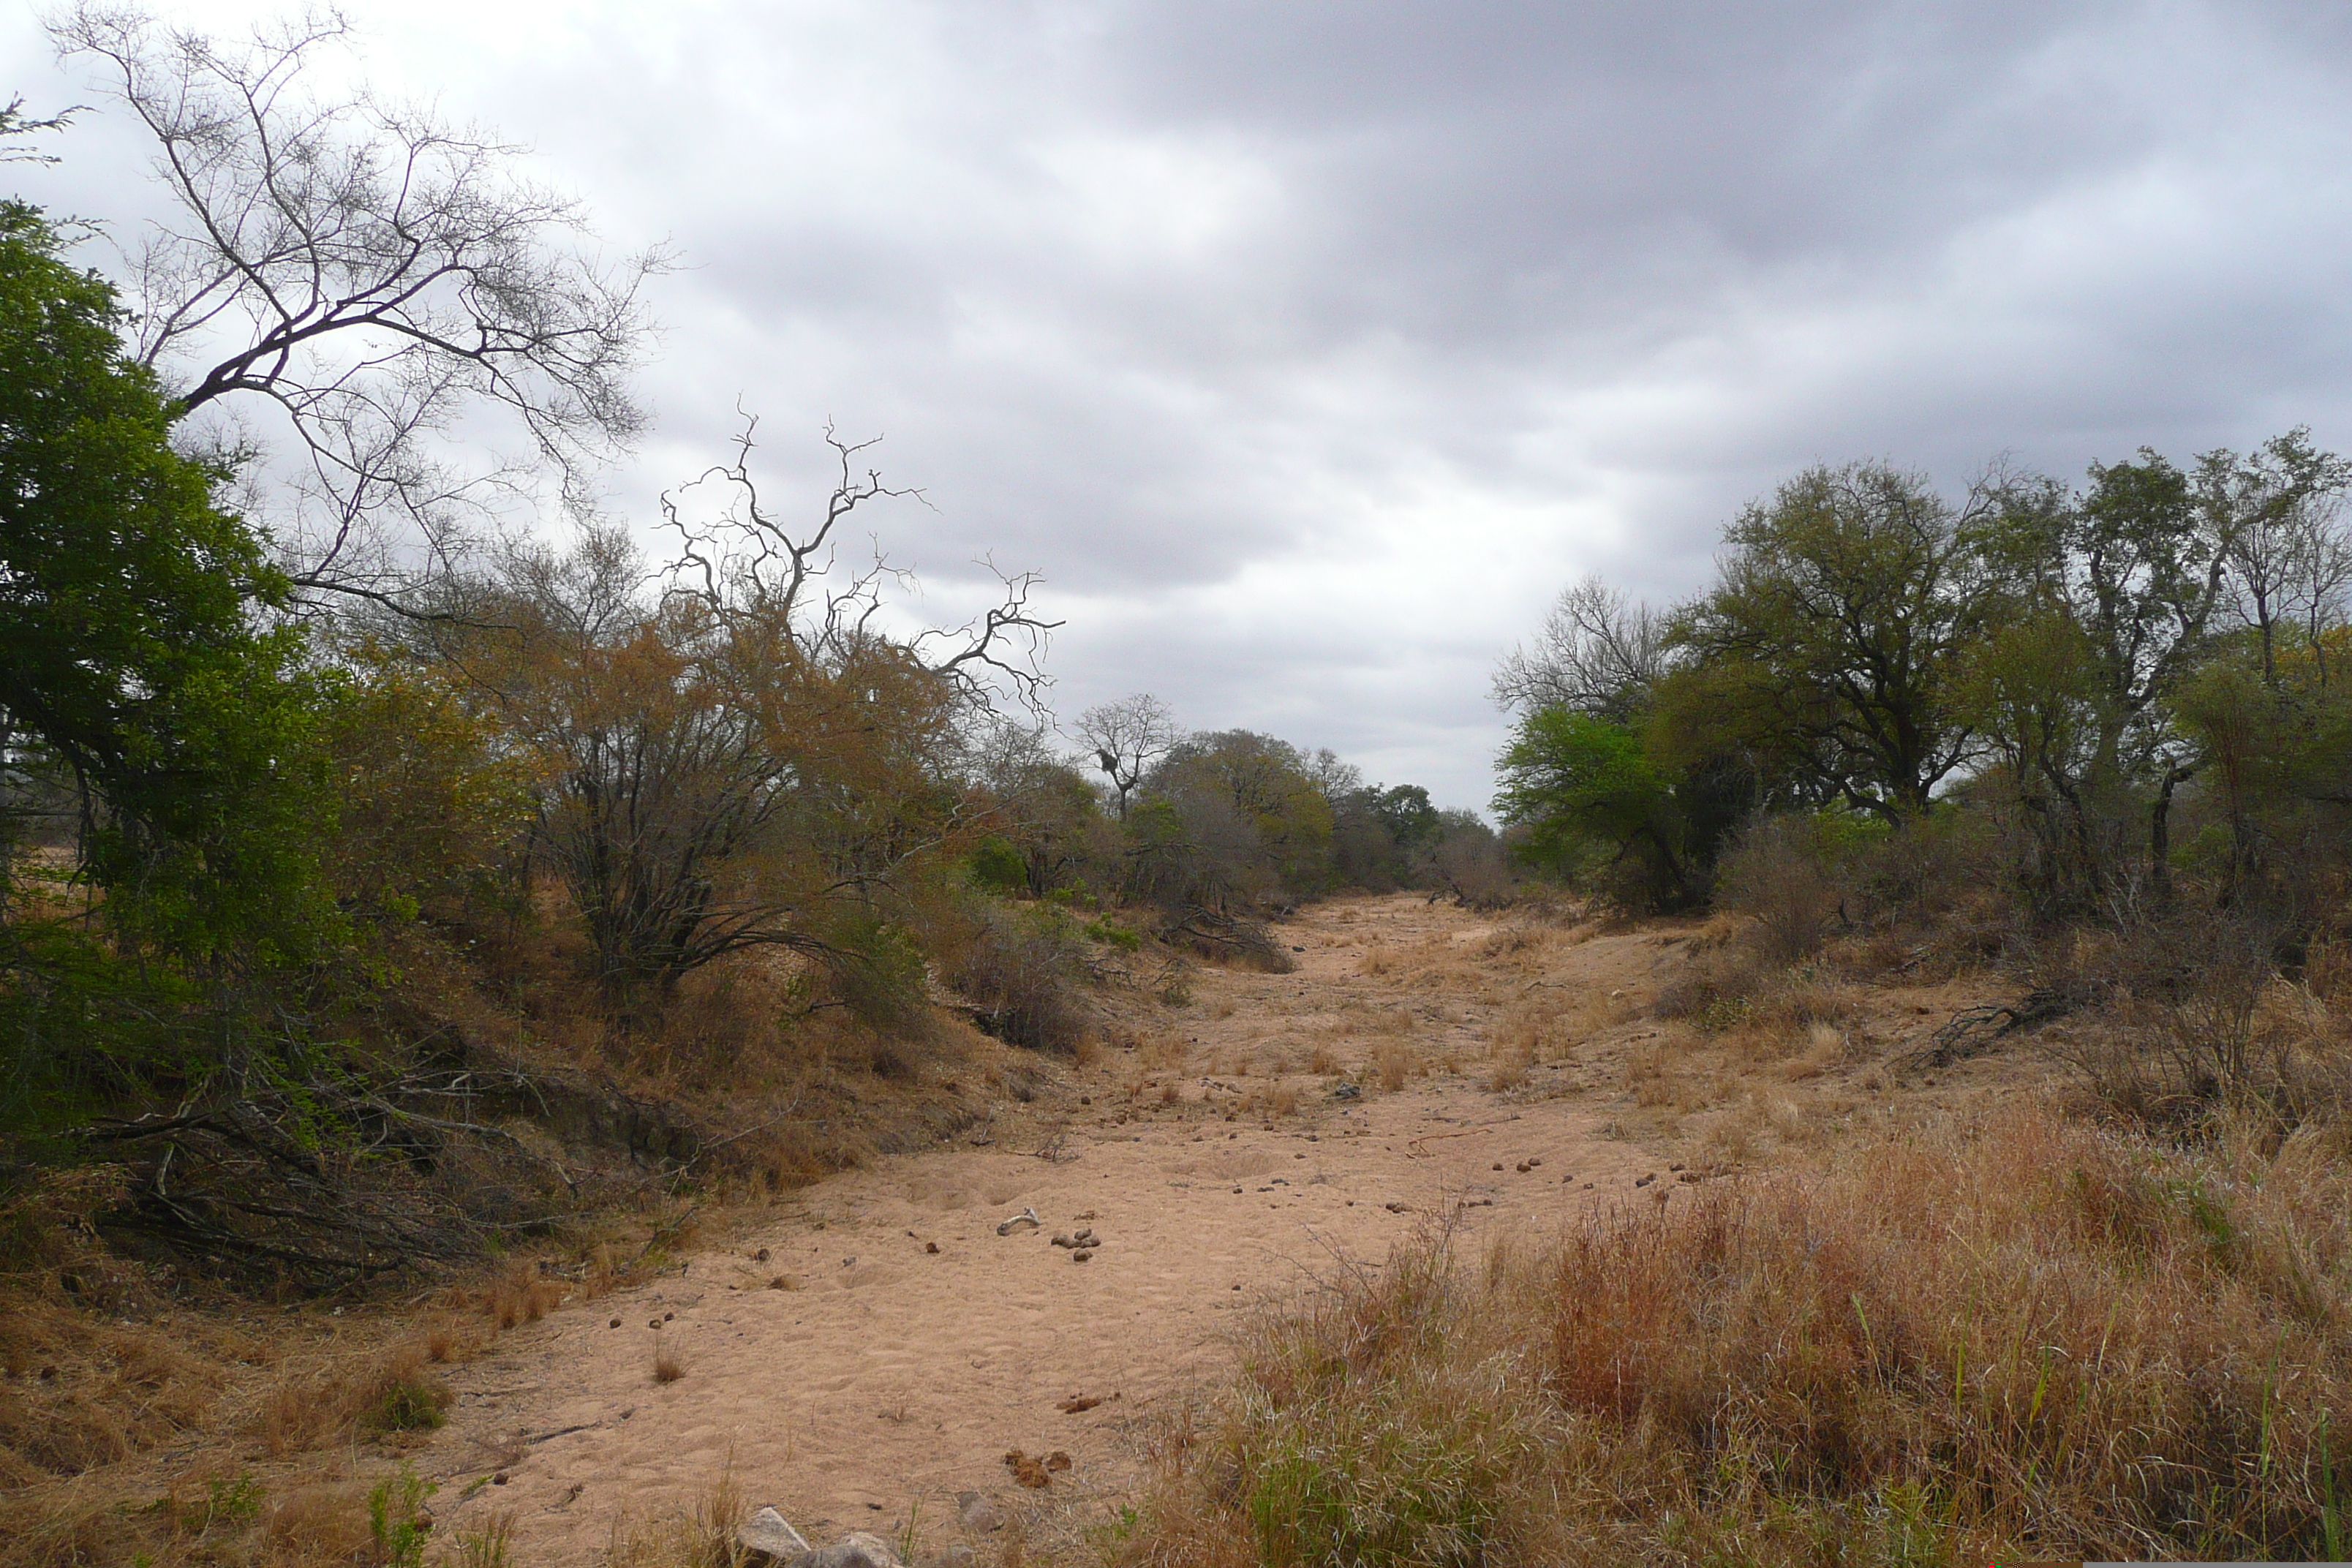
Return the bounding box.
[1496,447,2352,1117]
[1498,447,2351,908]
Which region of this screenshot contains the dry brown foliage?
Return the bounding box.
[1371,1040,1417,1093]
[1128,1107,2352,1566]
[604,1463,747,1568]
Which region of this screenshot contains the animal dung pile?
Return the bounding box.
[1002,1447,1072,1488]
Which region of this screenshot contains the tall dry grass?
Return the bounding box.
[1125,1108,2352,1567]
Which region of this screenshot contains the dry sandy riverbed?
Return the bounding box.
[412,894,1698,1562]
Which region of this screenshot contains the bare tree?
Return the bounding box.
[1490,576,1671,720]
[423,425,1057,1000]
[1077,693,1179,818]
[657,420,1060,711]
[51,4,665,611]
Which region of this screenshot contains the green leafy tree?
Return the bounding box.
[1667,461,1997,822]
[1,196,337,1141]
[1493,708,1699,908]
[1964,454,2227,908]
[0,197,329,959]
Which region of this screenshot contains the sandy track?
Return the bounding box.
[415,896,1685,1562]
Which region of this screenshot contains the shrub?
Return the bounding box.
[967,835,1028,895]
[1084,917,1144,951]
[1714,814,1839,967]
[367,1463,437,1568]
[362,1377,449,1433]
[2055,902,2352,1128]
[821,916,932,1033]
[951,906,1091,1052]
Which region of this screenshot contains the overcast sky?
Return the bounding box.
[9,1,2352,811]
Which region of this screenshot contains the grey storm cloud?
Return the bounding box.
[8,0,2352,809]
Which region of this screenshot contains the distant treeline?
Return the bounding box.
[1494,440,2351,923]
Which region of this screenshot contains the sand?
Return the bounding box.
[412,895,1692,1562]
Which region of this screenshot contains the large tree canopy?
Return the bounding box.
[1667,461,1998,823]
[0,198,325,955]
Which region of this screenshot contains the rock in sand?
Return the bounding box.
[804,1531,905,1568]
[738,1505,810,1562]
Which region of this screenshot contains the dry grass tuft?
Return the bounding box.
[1339,1001,1415,1036]
[423,1313,480,1364]
[1140,1030,1192,1070]
[1487,1047,1531,1093]
[475,1262,565,1331]
[1306,1043,1341,1076]
[1371,1040,1417,1093]
[1256,1082,1302,1120]
[255,1341,450,1456]
[1129,1107,2352,1566]
[652,1341,687,1384]
[606,1465,746,1568]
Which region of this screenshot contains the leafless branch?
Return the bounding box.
[52,4,667,613]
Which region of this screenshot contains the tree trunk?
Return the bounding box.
[2149,765,2193,911]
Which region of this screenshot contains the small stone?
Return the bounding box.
[804,1529,905,1568]
[1515,1161,1530,1173]
[649,1318,663,1330]
[663,1311,674,1322]
[491,1472,508,1485]
[738,1505,810,1563]
[1492,1162,1504,1171]
[955,1490,1004,1533]
[1384,1201,1410,1213]
[1072,1248,1094,1262]
[608,1317,622,1329]
[755,1247,772,1262]
[925,1546,976,1568]
[925,1241,941,1254]
[1635,1173,1656,1188]
[1051,1232,1076,1248]
[1045,1450,1071,1472]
